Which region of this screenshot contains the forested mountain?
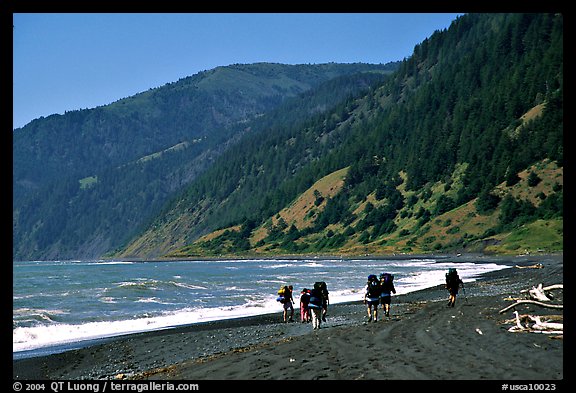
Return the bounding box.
[14,13,563,261]
[117,13,563,259]
[13,62,398,260]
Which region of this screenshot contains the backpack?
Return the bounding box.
[380,273,394,292]
[314,281,326,291]
[308,288,323,308]
[380,273,393,284]
[277,286,289,303]
[446,268,459,287]
[366,276,381,298]
[314,281,328,298]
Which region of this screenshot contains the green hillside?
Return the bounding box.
[124,13,563,260]
[13,62,396,260]
[168,154,562,258]
[13,14,562,261]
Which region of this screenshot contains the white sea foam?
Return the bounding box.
[301,262,326,268]
[261,263,295,269]
[170,282,207,290]
[13,296,280,353]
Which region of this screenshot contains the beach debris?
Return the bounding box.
[528,315,563,332]
[499,283,563,314]
[499,299,563,314]
[515,263,544,269]
[505,311,563,335]
[500,283,563,337]
[521,283,563,301]
[475,328,483,335]
[527,285,551,301]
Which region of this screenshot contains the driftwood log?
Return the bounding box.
[499,282,563,313]
[499,300,563,314]
[520,283,563,301]
[506,311,563,335]
[515,263,544,269]
[500,282,563,336]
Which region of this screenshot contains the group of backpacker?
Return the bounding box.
[364,268,464,321]
[364,273,396,322]
[277,281,329,329]
[277,268,464,327]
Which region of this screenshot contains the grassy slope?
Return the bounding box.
[168,157,562,258]
[164,97,563,259]
[252,167,349,244]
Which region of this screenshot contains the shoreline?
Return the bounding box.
[13,252,518,357]
[27,251,561,264]
[13,253,521,358]
[13,254,563,380]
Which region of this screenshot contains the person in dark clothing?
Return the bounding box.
[308,287,324,329]
[379,273,396,317]
[299,288,311,323]
[320,283,329,322]
[364,275,381,322]
[445,268,463,307]
[285,285,295,321]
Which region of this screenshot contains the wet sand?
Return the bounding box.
[13,254,563,382]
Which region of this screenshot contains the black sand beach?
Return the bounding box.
[13,254,564,382]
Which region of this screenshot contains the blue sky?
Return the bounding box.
[13,13,462,129]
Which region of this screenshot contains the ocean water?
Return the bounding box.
[13,257,510,355]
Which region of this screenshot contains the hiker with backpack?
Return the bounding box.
[314,281,329,322]
[364,274,381,322]
[379,273,396,317]
[277,285,295,322]
[299,288,311,323]
[308,285,325,329]
[445,268,464,307]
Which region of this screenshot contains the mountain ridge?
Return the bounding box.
[116,13,563,259]
[13,62,398,260]
[13,14,563,261]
